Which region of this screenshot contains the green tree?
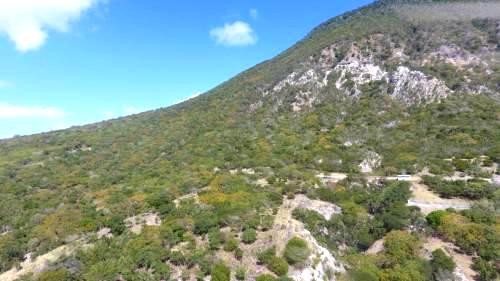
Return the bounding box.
[430,249,455,280]
[383,231,420,265]
[472,258,497,281]
[426,210,447,228]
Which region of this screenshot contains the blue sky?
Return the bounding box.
[0,0,373,139]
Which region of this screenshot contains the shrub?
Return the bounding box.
[235,267,246,281]
[267,256,289,276]
[105,215,126,235]
[211,263,230,281]
[38,269,71,281]
[169,251,185,266]
[261,215,274,231]
[431,249,455,273]
[426,210,448,228]
[235,247,243,260]
[194,214,218,235]
[241,228,257,244]
[383,231,420,265]
[256,274,277,281]
[472,258,497,281]
[276,277,293,281]
[350,269,379,281]
[284,237,310,265]
[208,228,223,250]
[224,238,239,252]
[258,247,276,265]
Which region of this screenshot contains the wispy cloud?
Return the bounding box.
[0,102,64,118]
[0,80,12,88]
[102,106,146,120]
[123,106,142,115]
[171,92,203,106]
[0,0,104,52]
[103,111,114,119]
[250,9,259,20]
[210,21,257,47]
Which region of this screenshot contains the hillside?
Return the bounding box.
[0,1,499,281]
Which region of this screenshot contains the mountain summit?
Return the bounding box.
[0,1,499,281]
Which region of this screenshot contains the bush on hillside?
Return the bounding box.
[284,237,310,265]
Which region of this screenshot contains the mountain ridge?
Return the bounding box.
[0,1,499,280]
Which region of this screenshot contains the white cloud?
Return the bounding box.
[210,21,257,47]
[103,111,114,119]
[250,9,259,20]
[0,102,64,118]
[170,92,203,106]
[0,0,103,52]
[123,106,141,115]
[0,80,12,88]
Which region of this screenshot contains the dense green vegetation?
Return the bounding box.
[294,180,419,252]
[257,247,289,276]
[0,0,498,280]
[426,207,499,281]
[422,175,495,199]
[345,230,432,281]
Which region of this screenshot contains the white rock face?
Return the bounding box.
[125,212,161,234]
[334,60,388,96]
[265,42,456,110]
[241,168,255,175]
[391,66,452,104]
[97,227,113,239]
[294,194,342,221]
[491,174,500,186]
[288,230,343,281]
[425,44,481,67]
[273,69,327,93]
[274,197,344,281]
[359,151,382,173]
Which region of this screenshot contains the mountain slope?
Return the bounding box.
[0,1,499,281]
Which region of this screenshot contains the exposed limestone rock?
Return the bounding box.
[334,60,388,96]
[365,239,385,255]
[273,197,344,281]
[492,174,500,186]
[359,151,382,173]
[390,66,452,104]
[265,42,458,110]
[97,227,113,239]
[294,194,341,221]
[0,240,90,281]
[242,168,256,175]
[124,212,161,234]
[425,44,481,67]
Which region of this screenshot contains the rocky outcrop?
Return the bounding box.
[425,44,481,68]
[274,196,344,281]
[124,212,161,234]
[390,66,452,105]
[334,60,388,96]
[294,194,341,221]
[359,151,382,173]
[264,42,457,110]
